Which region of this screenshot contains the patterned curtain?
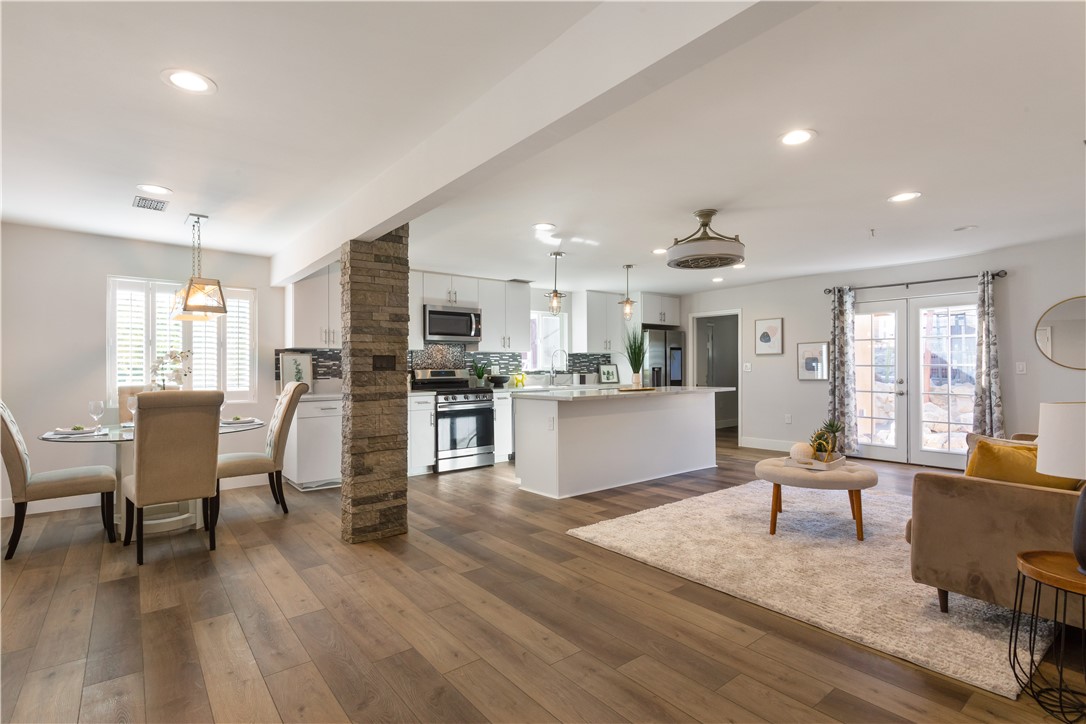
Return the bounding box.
[973,271,1004,437]
[828,286,859,454]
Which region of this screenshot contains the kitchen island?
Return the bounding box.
[512,386,734,498]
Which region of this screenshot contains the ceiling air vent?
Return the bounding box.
[132,195,169,212]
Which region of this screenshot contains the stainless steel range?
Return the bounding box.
[411,369,495,473]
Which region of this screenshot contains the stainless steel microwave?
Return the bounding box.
[423,305,482,344]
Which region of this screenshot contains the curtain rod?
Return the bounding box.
[822,269,1007,295]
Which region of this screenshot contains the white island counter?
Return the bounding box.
[513,386,735,498]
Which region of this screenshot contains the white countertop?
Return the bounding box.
[298,393,342,401]
[511,386,735,402]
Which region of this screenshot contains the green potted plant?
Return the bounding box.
[623,326,647,387]
[470,361,488,388]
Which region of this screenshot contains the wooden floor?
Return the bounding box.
[1,431,1056,723]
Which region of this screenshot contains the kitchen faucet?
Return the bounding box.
[550,349,569,385]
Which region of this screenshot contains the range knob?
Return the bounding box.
[443,395,451,401]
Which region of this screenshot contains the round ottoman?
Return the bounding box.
[753,457,878,540]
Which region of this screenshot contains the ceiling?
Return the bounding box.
[4,2,1083,297]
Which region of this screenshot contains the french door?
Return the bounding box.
[854,294,978,469]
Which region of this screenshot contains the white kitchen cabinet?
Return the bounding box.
[573,291,625,353]
[283,396,342,490]
[289,262,342,348]
[494,392,513,461]
[408,394,436,476]
[641,292,680,326]
[477,279,531,352]
[422,273,478,308]
[408,271,424,349]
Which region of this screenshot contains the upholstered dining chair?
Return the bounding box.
[214,381,308,520]
[1,400,118,560]
[122,390,222,565]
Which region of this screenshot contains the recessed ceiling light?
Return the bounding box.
[888,191,922,203]
[652,248,667,255]
[733,263,746,269]
[161,68,217,94]
[136,184,173,196]
[781,129,816,145]
[712,277,724,283]
[533,222,556,232]
[954,224,979,232]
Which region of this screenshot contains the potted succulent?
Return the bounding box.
[806,418,846,467]
[623,326,647,387]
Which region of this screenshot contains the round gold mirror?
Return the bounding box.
[1035,296,1086,370]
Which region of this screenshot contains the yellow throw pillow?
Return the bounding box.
[964,438,1081,490]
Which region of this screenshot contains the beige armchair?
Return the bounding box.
[1,400,117,559]
[122,390,223,565]
[214,381,308,519]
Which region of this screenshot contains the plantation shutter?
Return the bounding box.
[113,280,147,390]
[225,291,254,393]
[190,318,219,390]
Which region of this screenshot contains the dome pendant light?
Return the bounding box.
[171,214,227,320]
[545,251,567,315]
[619,264,636,321]
[665,209,745,269]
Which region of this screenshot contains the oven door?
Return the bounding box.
[435,401,495,471]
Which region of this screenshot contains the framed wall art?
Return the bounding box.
[797,341,829,380]
[598,363,619,384]
[754,318,783,355]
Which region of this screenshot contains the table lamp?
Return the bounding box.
[1037,402,1086,573]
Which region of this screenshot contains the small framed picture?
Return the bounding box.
[797,342,829,380]
[599,363,619,384]
[755,318,783,355]
[280,352,314,390]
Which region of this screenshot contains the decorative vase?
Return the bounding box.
[632,372,642,388]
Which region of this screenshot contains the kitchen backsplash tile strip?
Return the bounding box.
[408,346,608,375]
[274,348,342,381]
[465,351,523,375]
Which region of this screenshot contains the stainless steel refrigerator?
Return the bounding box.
[644,329,685,387]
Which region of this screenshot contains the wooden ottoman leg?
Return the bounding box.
[853,490,864,541]
[770,483,780,535]
[847,489,856,519]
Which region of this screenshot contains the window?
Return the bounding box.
[521,311,568,371]
[107,276,257,404]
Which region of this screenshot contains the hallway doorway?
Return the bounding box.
[693,311,740,447]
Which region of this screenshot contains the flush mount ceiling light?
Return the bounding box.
[733,263,747,269]
[136,184,173,195]
[781,129,816,145]
[619,264,636,321]
[545,251,566,315]
[161,68,217,95]
[665,209,745,270]
[712,277,724,283]
[888,191,922,203]
[171,214,227,321]
[652,248,667,255]
[533,222,556,232]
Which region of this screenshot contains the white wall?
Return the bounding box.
[1,222,285,515]
[682,236,1086,451]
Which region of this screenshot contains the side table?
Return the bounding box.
[1010,550,1086,722]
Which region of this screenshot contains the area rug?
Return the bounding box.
[567,480,1051,699]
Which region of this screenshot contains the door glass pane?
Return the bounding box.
[854,311,897,447]
[918,303,977,452]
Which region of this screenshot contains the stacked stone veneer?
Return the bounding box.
[340,226,410,543]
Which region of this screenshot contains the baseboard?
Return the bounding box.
[739,436,794,452]
[1,475,268,518]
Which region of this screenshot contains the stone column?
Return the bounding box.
[339,225,410,542]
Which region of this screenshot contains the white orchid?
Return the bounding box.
[149,349,192,388]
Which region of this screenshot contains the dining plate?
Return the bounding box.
[221,417,257,425]
[52,427,100,435]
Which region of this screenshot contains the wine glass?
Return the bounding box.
[126,395,138,423]
[89,400,105,433]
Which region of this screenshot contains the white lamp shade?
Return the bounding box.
[1036,402,1086,478]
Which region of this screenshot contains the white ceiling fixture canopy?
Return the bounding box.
[665,209,745,270]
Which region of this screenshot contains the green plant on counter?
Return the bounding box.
[622,326,647,374]
[470,361,488,380]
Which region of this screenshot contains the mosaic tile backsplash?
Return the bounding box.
[274,348,342,381]
[407,345,610,375]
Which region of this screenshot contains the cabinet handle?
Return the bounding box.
[453,290,458,303]
[430,412,435,426]
[319,407,337,411]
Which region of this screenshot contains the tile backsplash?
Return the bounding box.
[274,348,342,381]
[407,344,610,375]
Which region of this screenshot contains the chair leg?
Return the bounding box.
[275,471,288,514]
[136,508,144,566]
[203,497,210,531]
[4,502,27,560]
[938,588,949,613]
[267,472,280,505]
[123,498,135,546]
[101,493,116,543]
[211,480,221,530]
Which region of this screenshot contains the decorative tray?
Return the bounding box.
[784,455,846,471]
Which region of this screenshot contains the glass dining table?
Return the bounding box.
[39,420,265,536]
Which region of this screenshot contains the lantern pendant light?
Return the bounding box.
[545,251,566,315]
[619,264,635,321]
[171,214,227,320]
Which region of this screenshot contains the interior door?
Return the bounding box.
[908,294,977,469]
[853,300,908,463]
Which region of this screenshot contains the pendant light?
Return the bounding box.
[618,264,636,321]
[171,213,227,320]
[665,209,745,269]
[545,251,566,315]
